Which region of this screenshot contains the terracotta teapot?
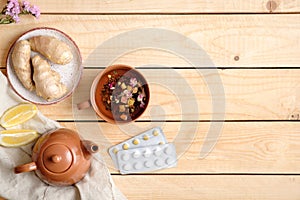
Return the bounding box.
[14,128,99,186]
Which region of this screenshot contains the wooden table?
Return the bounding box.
[1,0,300,199]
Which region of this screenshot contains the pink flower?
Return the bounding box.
[121,96,128,104]
[21,1,40,18]
[29,4,40,18]
[109,82,115,90]
[123,90,132,98]
[137,94,144,102]
[5,0,20,22]
[140,101,145,108]
[12,14,20,22]
[22,0,30,12]
[1,0,40,24]
[130,78,137,87]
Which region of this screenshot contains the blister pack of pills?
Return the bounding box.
[108,127,168,168]
[117,143,177,174]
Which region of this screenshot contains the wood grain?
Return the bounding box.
[0,15,300,68]
[37,69,300,121]
[0,5,299,199]
[112,175,300,200]
[25,0,300,13]
[61,122,300,173]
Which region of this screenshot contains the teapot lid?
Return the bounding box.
[43,144,73,173]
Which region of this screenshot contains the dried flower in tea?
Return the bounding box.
[101,70,147,121]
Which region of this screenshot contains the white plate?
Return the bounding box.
[6,27,83,105]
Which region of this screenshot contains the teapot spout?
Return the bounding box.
[81,140,99,159]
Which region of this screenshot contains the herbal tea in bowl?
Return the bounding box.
[78,64,150,123]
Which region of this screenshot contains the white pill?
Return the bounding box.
[132,151,141,159]
[166,157,175,165]
[164,146,172,155]
[121,153,130,161]
[155,159,163,167]
[144,161,152,168]
[122,164,131,171]
[143,149,152,158]
[134,162,142,170]
[154,147,162,156]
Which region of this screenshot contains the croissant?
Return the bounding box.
[32,55,67,101]
[29,36,73,65]
[11,40,35,91]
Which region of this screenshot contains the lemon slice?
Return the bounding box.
[0,129,39,147]
[0,103,38,128]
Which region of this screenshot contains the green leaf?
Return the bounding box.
[0,17,13,24]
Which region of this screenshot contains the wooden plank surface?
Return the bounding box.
[61,122,300,173]
[0,15,300,68]
[33,68,300,121]
[1,1,300,199]
[5,0,300,13]
[112,175,300,200]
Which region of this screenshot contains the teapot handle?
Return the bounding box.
[14,162,37,174]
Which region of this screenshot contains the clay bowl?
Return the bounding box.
[90,64,150,124]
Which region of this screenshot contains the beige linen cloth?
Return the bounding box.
[0,71,126,200]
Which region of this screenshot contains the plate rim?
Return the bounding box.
[6,27,83,105]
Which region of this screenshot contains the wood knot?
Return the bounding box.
[266,1,278,12]
[289,113,300,120]
[234,56,239,61]
[266,142,280,153]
